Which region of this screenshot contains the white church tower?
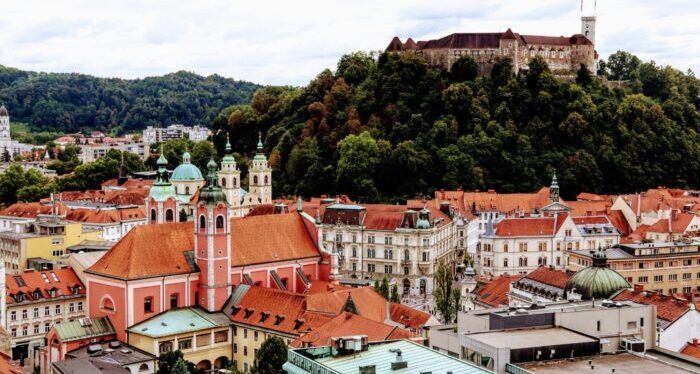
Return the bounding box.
[0,106,12,160]
[219,137,243,216]
[581,15,596,44]
[248,133,272,205]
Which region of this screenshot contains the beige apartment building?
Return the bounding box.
[568,242,700,295]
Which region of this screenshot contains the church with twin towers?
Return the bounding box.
[145,134,272,224]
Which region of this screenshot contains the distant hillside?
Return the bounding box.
[0,65,260,133]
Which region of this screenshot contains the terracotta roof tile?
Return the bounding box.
[389,303,432,330]
[0,202,60,218]
[6,268,85,305]
[522,266,573,289]
[475,275,523,307]
[231,213,320,267]
[294,312,411,348]
[613,289,690,322]
[0,352,22,374]
[494,217,557,237]
[681,341,700,359]
[87,222,195,280]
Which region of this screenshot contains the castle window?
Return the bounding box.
[216,215,224,229]
[165,209,174,222]
[199,215,206,230]
[150,209,156,222]
[253,175,258,184]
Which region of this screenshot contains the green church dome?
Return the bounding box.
[564,249,630,300]
[171,152,204,181]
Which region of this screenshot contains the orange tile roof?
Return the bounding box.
[6,267,85,305]
[87,221,195,280]
[231,213,320,267]
[475,275,523,307]
[576,192,610,201]
[228,286,332,336]
[0,202,61,218]
[571,215,612,225]
[522,266,573,289]
[646,212,696,234]
[293,312,411,348]
[607,210,632,236]
[0,352,22,374]
[494,216,563,237]
[389,303,432,330]
[436,187,552,215]
[88,213,321,279]
[66,207,146,224]
[566,201,612,216]
[681,341,700,359]
[613,289,690,322]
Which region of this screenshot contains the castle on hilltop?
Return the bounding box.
[387,16,597,76]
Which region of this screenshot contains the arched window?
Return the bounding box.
[404,249,410,261]
[199,215,206,230]
[100,296,115,313]
[138,363,150,372]
[216,215,224,229]
[233,178,237,187]
[165,209,174,222]
[185,186,190,195]
[221,178,226,187]
[264,175,268,184]
[150,209,156,222]
[253,175,258,184]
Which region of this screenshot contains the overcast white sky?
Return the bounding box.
[0,0,698,85]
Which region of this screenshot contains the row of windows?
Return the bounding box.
[325,233,435,246]
[10,302,82,321]
[158,330,229,353]
[11,322,53,337]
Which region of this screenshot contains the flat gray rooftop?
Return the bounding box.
[520,352,698,374]
[464,327,596,349]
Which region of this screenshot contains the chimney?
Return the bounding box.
[633,284,644,294]
[389,349,408,370]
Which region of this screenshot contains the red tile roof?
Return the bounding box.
[0,202,63,218]
[232,213,320,267]
[0,352,22,374]
[6,267,85,305]
[228,286,332,336]
[434,188,552,216]
[613,289,690,322]
[293,312,410,348]
[88,213,321,279]
[522,266,573,289]
[475,275,523,307]
[389,303,432,330]
[87,221,195,280]
[66,207,146,224]
[572,215,612,225]
[647,212,697,234]
[607,210,632,236]
[494,216,564,237]
[681,341,700,360]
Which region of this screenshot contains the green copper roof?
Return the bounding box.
[564,250,630,300]
[199,158,227,205]
[55,317,115,342]
[222,138,236,163]
[127,307,229,338]
[171,152,204,181]
[149,184,178,202]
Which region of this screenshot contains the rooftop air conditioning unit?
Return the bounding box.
[621,338,646,353]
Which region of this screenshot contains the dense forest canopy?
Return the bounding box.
[0,65,259,133]
[212,51,700,202]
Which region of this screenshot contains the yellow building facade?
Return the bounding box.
[0,218,102,274]
[568,242,700,295]
[127,308,232,371]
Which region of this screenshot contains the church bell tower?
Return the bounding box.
[581,16,596,44]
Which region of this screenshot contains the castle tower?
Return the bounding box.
[219,138,242,216]
[248,132,272,205]
[195,158,231,312]
[581,16,596,44]
[549,171,560,203]
[146,148,179,224]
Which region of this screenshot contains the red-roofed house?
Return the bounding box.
[614,285,700,352]
[470,275,523,309]
[643,210,700,242]
[1,267,86,362]
[478,212,580,276]
[223,284,435,370]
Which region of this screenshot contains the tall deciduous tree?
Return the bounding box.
[252,336,287,374]
[433,261,460,323]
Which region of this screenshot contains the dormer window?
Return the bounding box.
[33,291,42,300]
[260,311,270,323]
[244,308,255,319]
[293,318,305,330]
[275,314,285,325]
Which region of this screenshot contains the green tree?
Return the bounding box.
[390,284,400,303]
[433,261,460,323]
[170,358,188,374]
[156,350,184,374]
[251,336,287,374]
[337,51,375,86]
[379,277,390,299]
[607,51,641,81]
[191,140,217,172]
[336,131,380,201]
[450,55,479,82]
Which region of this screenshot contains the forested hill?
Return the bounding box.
[0,65,260,133]
[212,51,700,202]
